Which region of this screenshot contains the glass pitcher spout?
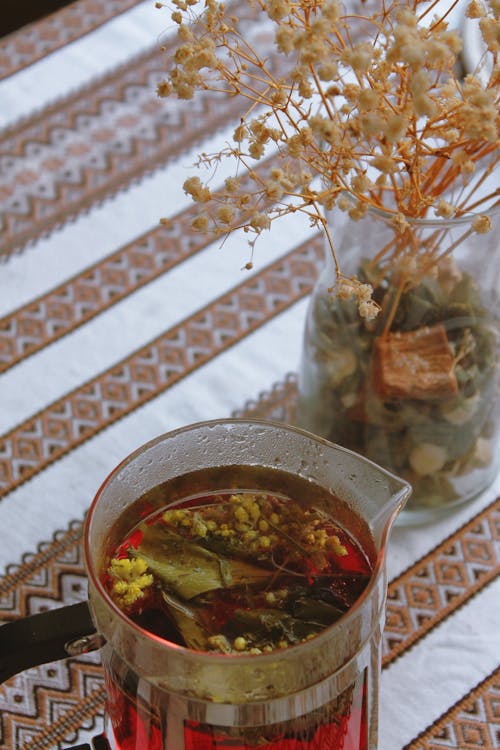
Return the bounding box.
[348,450,413,545]
[368,466,413,545]
[293,426,412,549]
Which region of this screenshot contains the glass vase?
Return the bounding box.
[296,201,500,524]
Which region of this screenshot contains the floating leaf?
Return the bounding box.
[228,608,320,644]
[291,596,345,626]
[160,590,210,650]
[311,572,370,610]
[134,525,272,600]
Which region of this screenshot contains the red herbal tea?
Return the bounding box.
[101,466,373,750]
[104,668,367,750]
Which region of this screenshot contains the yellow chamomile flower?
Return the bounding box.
[109,556,153,608]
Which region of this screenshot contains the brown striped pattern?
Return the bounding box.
[383,499,500,667]
[403,667,500,750]
[0,52,240,258]
[0,239,323,500]
[1,2,498,748]
[232,373,299,425]
[0,520,83,618]
[0,529,106,749]
[0,1,143,82]
[0,0,277,260]
[0,155,280,375]
[0,375,498,749]
[0,222,187,373]
[3,661,105,750]
[0,206,214,374]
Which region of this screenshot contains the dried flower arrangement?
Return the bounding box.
[155,0,500,518]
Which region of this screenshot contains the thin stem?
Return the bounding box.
[382,276,407,337]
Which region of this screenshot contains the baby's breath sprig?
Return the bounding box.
[156,0,499,318]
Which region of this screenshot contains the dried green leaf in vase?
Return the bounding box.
[153,0,499,518]
[305,256,498,510]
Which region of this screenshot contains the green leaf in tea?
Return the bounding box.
[228,608,322,647]
[160,590,211,651]
[134,524,272,600]
[291,596,345,626]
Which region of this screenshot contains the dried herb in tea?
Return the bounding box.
[104,488,372,654]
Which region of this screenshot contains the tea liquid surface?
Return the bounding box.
[104,478,372,653]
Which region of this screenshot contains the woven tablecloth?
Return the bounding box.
[0,2,499,749]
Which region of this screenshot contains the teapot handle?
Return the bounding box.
[0,601,102,684]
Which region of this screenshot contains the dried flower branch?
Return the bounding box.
[156,0,499,316]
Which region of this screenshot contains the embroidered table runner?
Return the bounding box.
[0,3,499,749]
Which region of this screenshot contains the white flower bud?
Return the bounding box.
[409,443,447,475]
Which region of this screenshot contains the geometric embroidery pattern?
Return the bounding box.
[1,370,499,748]
[0,518,104,750]
[232,372,299,426]
[403,667,500,750]
[0,521,84,620]
[382,499,500,668]
[2,3,497,748]
[1,492,498,748]
[0,237,324,501]
[0,203,214,373]
[0,660,104,750]
[0,0,275,259]
[0,155,280,375]
[0,1,143,82]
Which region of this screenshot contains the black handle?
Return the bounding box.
[0,600,99,684]
[65,736,111,750]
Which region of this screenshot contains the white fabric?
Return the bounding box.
[0,2,498,749]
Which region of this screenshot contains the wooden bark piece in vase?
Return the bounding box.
[372,324,458,400]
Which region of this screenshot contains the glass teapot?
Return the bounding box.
[0,419,411,750]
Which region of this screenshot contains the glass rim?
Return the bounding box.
[329,191,500,229]
[84,417,409,665]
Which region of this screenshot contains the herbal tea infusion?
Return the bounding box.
[101,467,374,750]
[104,481,372,655]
